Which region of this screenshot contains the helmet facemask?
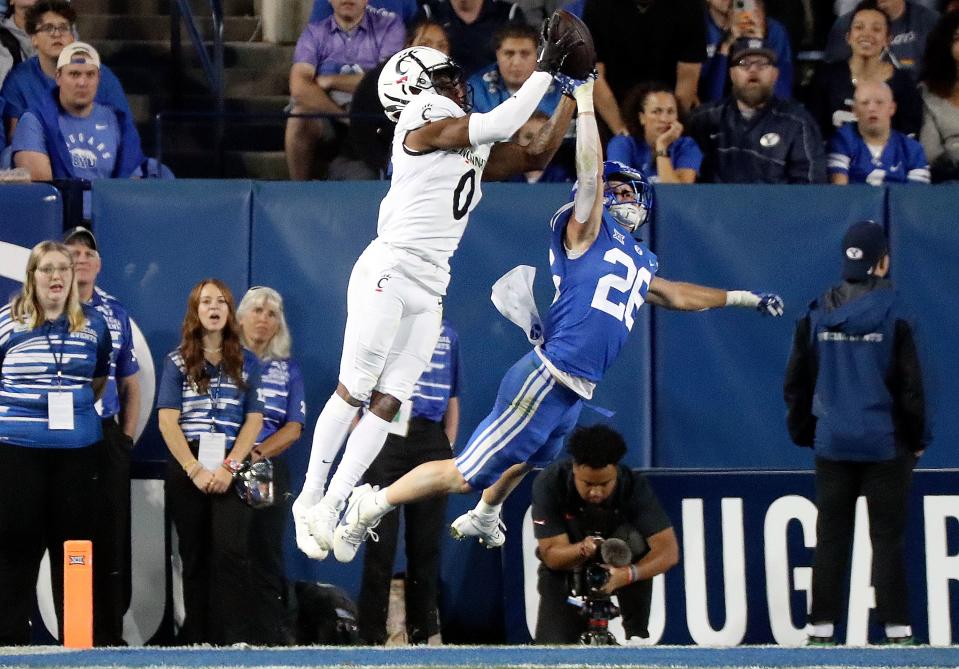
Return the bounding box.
[604,177,651,233]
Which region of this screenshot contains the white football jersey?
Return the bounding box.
[376,93,493,296]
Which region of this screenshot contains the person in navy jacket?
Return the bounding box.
[784,221,930,646]
[157,279,263,645]
[0,240,112,645]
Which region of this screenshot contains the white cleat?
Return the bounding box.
[306,499,341,553]
[292,492,328,560]
[449,510,506,548]
[332,484,382,563]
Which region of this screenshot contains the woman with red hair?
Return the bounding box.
[157,278,263,645]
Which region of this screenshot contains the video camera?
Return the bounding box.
[567,536,632,645]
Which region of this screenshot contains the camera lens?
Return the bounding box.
[584,564,610,590]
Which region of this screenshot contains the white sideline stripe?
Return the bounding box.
[459,367,554,480]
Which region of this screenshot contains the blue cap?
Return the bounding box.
[729,37,777,66]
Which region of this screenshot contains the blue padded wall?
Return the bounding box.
[0,184,62,300]
[93,180,253,462]
[651,185,886,468]
[887,184,958,468]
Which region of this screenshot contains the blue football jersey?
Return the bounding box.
[542,203,659,382]
[827,124,930,184]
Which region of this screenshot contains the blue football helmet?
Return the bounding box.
[602,161,652,233]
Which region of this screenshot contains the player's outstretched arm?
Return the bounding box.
[563,79,605,253]
[647,277,784,316]
[483,94,576,181]
[406,71,555,154]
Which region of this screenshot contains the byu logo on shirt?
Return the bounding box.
[66,132,112,169]
[760,133,781,148]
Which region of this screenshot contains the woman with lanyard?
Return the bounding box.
[236,286,305,646]
[0,240,112,645]
[157,278,263,645]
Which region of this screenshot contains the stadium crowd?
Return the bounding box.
[0,0,943,651]
[0,0,957,184]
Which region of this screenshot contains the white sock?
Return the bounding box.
[302,393,359,498]
[885,624,912,638]
[476,500,502,518]
[324,411,392,507]
[810,622,834,637]
[373,488,396,514]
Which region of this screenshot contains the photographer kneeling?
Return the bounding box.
[532,425,679,645]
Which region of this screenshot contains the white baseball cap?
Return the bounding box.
[56,42,101,70]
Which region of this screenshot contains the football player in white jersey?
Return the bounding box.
[293,26,583,561]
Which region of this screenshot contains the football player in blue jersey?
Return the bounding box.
[328,77,785,562]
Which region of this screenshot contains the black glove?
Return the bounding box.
[536,15,584,75]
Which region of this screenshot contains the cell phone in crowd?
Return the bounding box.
[733,0,761,37]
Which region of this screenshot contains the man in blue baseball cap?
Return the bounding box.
[784,220,930,646]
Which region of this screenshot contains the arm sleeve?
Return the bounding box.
[243,359,264,414]
[919,98,945,165]
[783,315,817,447]
[891,318,930,452]
[93,317,113,378]
[114,313,139,378]
[702,54,728,102]
[292,25,320,70]
[904,136,930,181]
[286,361,307,425]
[156,355,185,410]
[827,127,851,176]
[769,20,794,99]
[673,137,703,172]
[468,71,552,146]
[10,111,47,155]
[531,468,568,539]
[787,109,827,184]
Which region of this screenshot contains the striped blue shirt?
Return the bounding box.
[89,286,139,419]
[0,304,112,448]
[410,321,461,423]
[256,357,306,446]
[156,348,264,446]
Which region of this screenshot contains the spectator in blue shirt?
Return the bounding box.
[828,80,930,184]
[13,42,145,220]
[236,286,306,646]
[0,240,112,645]
[469,23,561,114]
[357,320,462,645]
[1,1,137,142]
[157,279,264,645]
[608,84,702,183]
[701,0,794,102]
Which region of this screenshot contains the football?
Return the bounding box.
[546,9,596,80]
